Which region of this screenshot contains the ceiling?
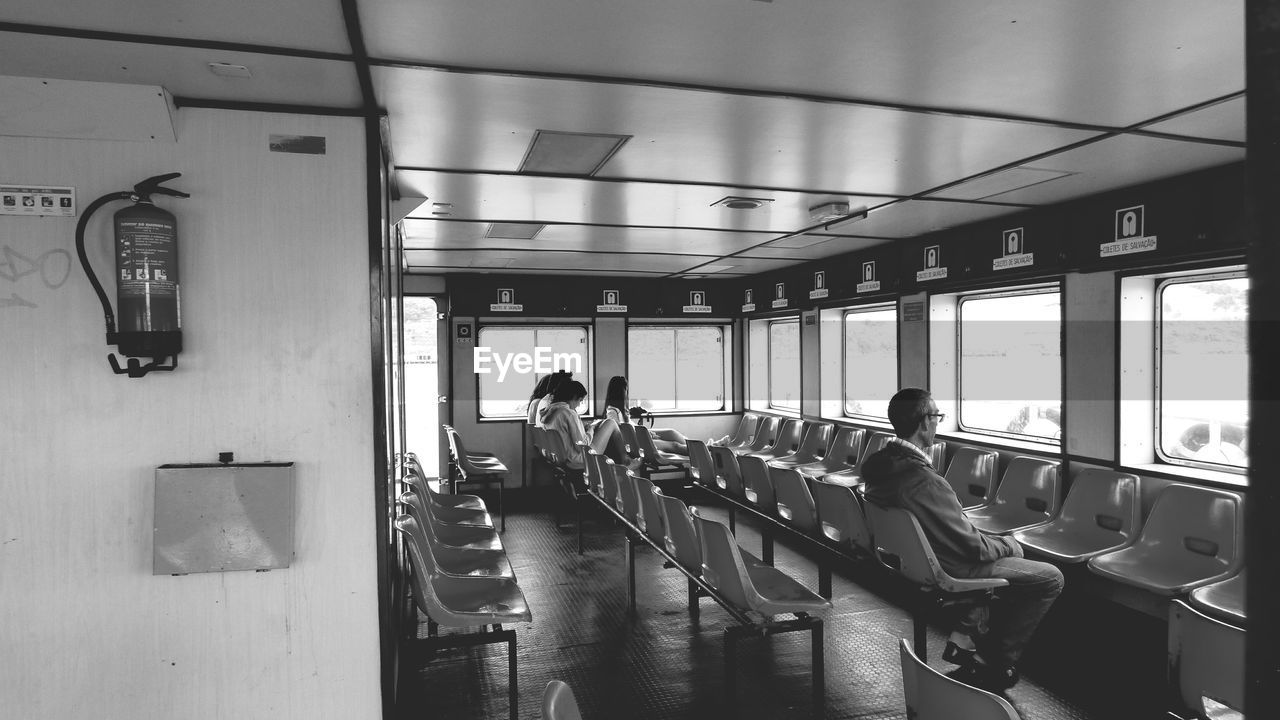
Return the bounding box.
[0,1,1246,278]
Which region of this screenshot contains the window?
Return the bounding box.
[769,318,801,411]
[476,325,590,419]
[627,326,729,412]
[843,305,897,418]
[958,287,1061,440]
[1156,273,1248,471]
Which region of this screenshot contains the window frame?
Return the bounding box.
[474,323,594,420]
[765,316,802,413]
[1152,268,1249,474]
[954,283,1062,443]
[840,302,899,421]
[625,323,732,414]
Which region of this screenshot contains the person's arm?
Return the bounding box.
[908,477,1017,564]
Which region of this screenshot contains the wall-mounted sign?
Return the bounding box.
[741,288,756,312]
[455,322,474,345]
[1101,205,1158,257]
[916,245,948,281]
[771,282,788,308]
[597,289,627,313]
[683,290,711,313]
[902,301,926,322]
[994,227,1034,270]
[809,271,829,299]
[490,288,523,312]
[857,261,881,293]
[1,184,75,217]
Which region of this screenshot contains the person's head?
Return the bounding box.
[886,387,943,446]
[604,376,628,411]
[552,379,589,409]
[529,373,555,402]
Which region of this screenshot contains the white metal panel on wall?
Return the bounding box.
[1064,271,1117,461]
[0,109,379,719]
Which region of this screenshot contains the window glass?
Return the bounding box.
[769,319,800,411]
[628,326,726,412]
[843,306,897,418]
[958,289,1061,440]
[476,326,589,418]
[1158,275,1248,470]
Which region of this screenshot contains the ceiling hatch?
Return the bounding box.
[518,130,631,175]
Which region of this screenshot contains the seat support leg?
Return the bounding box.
[724,627,740,715]
[762,527,774,566]
[811,620,825,719]
[498,481,505,532]
[507,632,518,720]
[687,576,699,615]
[576,493,583,555]
[913,612,928,659]
[728,506,736,535]
[818,565,832,599]
[626,534,637,613]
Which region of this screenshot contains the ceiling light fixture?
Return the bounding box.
[824,208,870,232]
[207,62,252,79]
[711,196,774,210]
[808,200,850,223]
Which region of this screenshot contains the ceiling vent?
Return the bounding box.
[486,223,545,240]
[711,196,774,210]
[518,130,631,175]
[808,200,850,223]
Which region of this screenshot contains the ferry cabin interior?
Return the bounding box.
[1,2,1276,719]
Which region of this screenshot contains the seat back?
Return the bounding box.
[829,426,866,467]
[657,494,702,572]
[531,426,549,462]
[861,431,895,464]
[1169,600,1244,718]
[1134,484,1243,574]
[583,447,604,494]
[863,502,949,588]
[634,474,666,542]
[709,445,745,496]
[943,447,999,508]
[770,421,832,465]
[1055,468,1141,544]
[755,418,804,458]
[618,421,638,456]
[635,424,683,467]
[690,510,759,611]
[686,439,717,488]
[924,441,946,471]
[899,639,1019,720]
[615,466,642,524]
[393,514,445,619]
[542,680,584,720]
[772,466,818,532]
[598,457,620,507]
[739,454,776,510]
[742,415,781,454]
[813,478,872,554]
[984,455,1061,523]
[728,412,761,447]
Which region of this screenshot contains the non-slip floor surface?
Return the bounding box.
[395,486,1167,719]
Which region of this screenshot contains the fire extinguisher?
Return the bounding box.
[74,173,189,377]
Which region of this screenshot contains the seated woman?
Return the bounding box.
[528,370,573,426]
[540,380,633,467]
[603,376,689,455]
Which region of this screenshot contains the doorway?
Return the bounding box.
[403,296,443,476]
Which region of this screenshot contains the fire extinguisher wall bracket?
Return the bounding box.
[75,172,189,378]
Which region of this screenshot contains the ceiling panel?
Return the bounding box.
[816,201,1022,239]
[404,249,717,275]
[398,169,893,233]
[0,32,363,107]
[1142,97,1245,143]
[676,255,825,277]
[0,0,351,54]
[743,235,892,260]
[403,220,786,257]
[378,66,1097,197]
[364,0,1241,128]
[930,136,1245,206]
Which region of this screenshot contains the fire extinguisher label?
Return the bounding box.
[117,218,179,298]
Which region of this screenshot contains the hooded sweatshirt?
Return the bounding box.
[539,401,587,469]
[861,437,1019,575]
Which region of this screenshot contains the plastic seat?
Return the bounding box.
[726,412,762,450]
[582,447,605,495]
[634,424,690,472]
[812,477,873,555]
[1169,600,1244,719]
[596,455,620,509]
[633,474,667,544]
[444,425,509,531]
[709,445,746,497]
[541,680,583,720]
[772,466,819,533]
[747,418,804,462]
[739,454,776,512]
[397,496,515,578]
[691,509,832,617]
[863,502,1009,595]
[615,466,642,525]
[942,447,998,509]
[899,639,1019,720]
[401,472,487,512]
[1013,469,1140,563]
[794,426,865,479]
[617,422,638,457]
[656,494,702,572]
[821,430,896,486]
[686,439,717,489]
[1188,571,1246,626]
[1088,484,1243,596]
[733,415,780,456]
[399,491,505,552]
[769,422,833,468]
[964,456,1061,535]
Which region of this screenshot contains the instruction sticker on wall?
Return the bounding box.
[1,184,75,217]
[1100,205,1157,257]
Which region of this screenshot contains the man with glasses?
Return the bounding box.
[861,388,1064,693]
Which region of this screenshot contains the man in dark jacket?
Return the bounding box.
[862,388,1064,692]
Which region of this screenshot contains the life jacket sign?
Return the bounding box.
[597,289,627,313]
[1101,205,1157,257]
[683,290,711,313]
[857,261,881,293]
[916,245,948,281]
[994,228,1034,270]
[809,271,829,299]
[771,282,788,308]
[741,288,756,312]
[490,288,523,312]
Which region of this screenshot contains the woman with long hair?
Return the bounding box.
[528,370,573,425]
[540,380,632,467]
[602,375,689,454]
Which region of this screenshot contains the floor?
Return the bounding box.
[396,485,1168,720]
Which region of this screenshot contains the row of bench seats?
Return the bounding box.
[394,462,531,720]
[442,424,509,531]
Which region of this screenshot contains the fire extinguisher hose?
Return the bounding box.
[74,191,133,338]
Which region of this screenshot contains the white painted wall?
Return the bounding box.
[0,109,381,719]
